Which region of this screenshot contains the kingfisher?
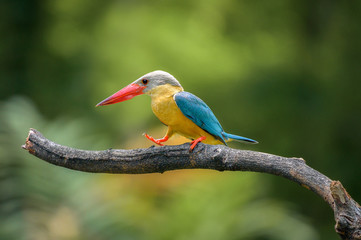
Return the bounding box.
[96,70,258,151]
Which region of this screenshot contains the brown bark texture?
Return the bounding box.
[22,128,361,239]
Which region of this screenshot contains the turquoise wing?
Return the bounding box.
[174,91,227,144]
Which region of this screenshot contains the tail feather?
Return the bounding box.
[222,132,258,144]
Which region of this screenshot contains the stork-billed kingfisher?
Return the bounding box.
[96,70,258,151]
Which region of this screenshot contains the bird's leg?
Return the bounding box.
[144,134,169,146]
[189,136,206,151]
[144,128,173,146]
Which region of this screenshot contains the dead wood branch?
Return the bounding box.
[22,128,361,239]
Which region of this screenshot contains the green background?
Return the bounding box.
[1,0,360,239]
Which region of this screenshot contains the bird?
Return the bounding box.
[96,70,258,151]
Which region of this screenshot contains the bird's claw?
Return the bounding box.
[144,133,165,146]
[189,136,206,152]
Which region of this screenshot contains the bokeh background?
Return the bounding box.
[1,0,360,239]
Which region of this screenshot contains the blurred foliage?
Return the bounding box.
[1,0,361,239]
[0,97,318,240]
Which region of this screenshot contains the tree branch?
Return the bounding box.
[22,128,361,239]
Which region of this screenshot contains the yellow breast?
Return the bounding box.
[147,84,223,145]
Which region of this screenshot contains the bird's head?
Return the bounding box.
[96,70,182,106]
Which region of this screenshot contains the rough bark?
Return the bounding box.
[22,128,361,239]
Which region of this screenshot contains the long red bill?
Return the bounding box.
[96,83,146,106]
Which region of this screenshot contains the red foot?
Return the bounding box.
[190,136,206,151]
[144,133,169,146]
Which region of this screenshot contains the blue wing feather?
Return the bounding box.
[174,91,227,144]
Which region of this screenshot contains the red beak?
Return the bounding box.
[96,83,146,107]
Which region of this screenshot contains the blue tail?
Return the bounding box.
[222,132,258,144]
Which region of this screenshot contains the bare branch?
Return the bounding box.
[22,128,361,239]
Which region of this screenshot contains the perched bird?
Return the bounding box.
[96,70,258,151]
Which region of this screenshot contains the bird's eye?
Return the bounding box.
[142,79,148,85]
